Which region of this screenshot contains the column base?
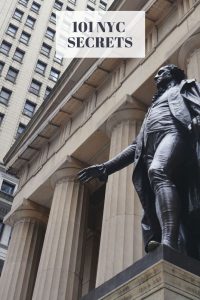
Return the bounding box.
[82,245,200,300]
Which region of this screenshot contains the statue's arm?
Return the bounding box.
[78,141,136,183]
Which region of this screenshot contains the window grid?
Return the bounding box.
[1,180,16,195]
[50,13,56,24]
[35,60,47,75]
[44,86,52,99]
[0,41,11,55]
[16,123,26,139]
[20,31,31,45]
[13,9,24,21]
[54,52,63,64]
[29,79,42,95]
[7,24,18,37]
[45,28,55,40]
[0,88,12,105]
[25,16,36,28]
[18,0,29,6]
[13,48,25,62]
[40,43,51,56]
[6,67,19,83]
[49,68,60,82]
[31,2,41,13]
[23,100,36,117]
[54,0,63,10]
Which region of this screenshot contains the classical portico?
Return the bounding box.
[1,0,200,299]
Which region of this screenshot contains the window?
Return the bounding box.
[20,31,31,44]
[88,0,96,3]
[6,67,19,83]
[0,88,12,105]
[0,62,4,75]
[68,0,76,4]
[49,68,60,82]
[26,16,36,28]
[50,12,56,23]
[16,123,26,138]
[54,52,63,64]
[18,0,29,6]
[99,0,107,9]
[54,0,63,10]
[6,24,18,37]
[0,41,11,55]
[23,100,36,117]
[13,9,24,21]
[31,1,41,13]
[44,86,52,99]
[40,43,51,56]
[35,60,47,75]
[86,4,94,11]
[45,27,55,40]
[29,79,41,95]
[66,6,74,11]
[13,48,25,62]
[0,113,4,126]
[1,180,16,195]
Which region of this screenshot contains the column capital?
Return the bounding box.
[106,95,146,135]
[178,33,200,72]
[4,199,49,227]
[50,156,85,188]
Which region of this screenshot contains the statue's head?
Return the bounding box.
[154,64,186,89]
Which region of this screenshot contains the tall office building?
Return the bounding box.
[0,0,113,274]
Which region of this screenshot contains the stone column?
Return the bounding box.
[32,157,88,300]
[96,99,146,287]
[0,199,48,300]
[178,33,200,81]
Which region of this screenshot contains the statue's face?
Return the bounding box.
[154,66,173,88]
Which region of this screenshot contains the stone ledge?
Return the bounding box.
[82,245,200,300]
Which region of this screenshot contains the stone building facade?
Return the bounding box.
[0,0,200,299]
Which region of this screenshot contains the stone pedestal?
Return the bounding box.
[0,199,48,300]
[82,245,200,300]
[96,101,146,287]
[32,158,88,300]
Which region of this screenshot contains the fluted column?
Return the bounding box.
[32,157,88,300]
[96,100,146,286]
[0,200,48,300]
[178,33,200,81]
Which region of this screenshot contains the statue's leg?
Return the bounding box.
[147,132,187,250]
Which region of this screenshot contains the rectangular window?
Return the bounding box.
[66,6,74,11]
[35,60,47,75]
[20,31,31,44]
[1,180,16,195]
[16,123,26,138]
[0,113,4,126]
[0,62,5,75]
[13,48,25,62]
[45,27,55,40]
[18,0,29,6]
[13,9,24,21]
[25,16,36,28]
[54,0,63,10]
[40,43,51,56]
[99,0,107,9]
[29,79,42,95]
[68,0,76,4]
[23,100,36,117]
[0,41,11,55]
[49,68,60,82]
[7,24,18,37]
[44,86,52,99]
[6,67,19,83]
[31,1,41,13]
[86,4,94,11]
[50,12,56,23]
[0,88,12,105]
[54,52,63,64]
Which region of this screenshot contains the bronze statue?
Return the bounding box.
[78,64,200,259]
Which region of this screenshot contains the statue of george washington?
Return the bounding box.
[78,64,200,259]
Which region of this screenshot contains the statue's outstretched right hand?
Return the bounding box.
[77,164,108,183]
